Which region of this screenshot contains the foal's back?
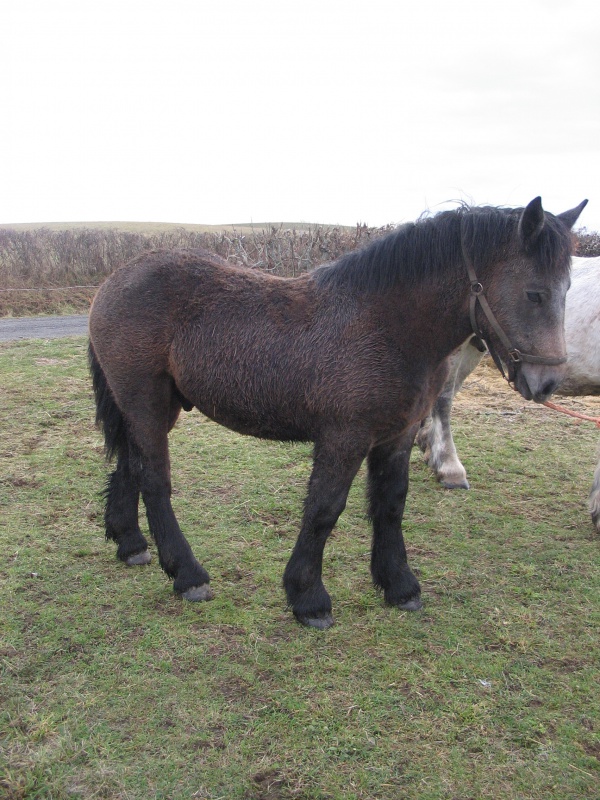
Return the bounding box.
[89,248,408,442]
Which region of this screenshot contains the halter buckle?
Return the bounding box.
[508,349,522,363]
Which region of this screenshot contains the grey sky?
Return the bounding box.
[2,0,598,229]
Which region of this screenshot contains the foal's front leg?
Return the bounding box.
[368,428,422,611]
[283,438,367,629]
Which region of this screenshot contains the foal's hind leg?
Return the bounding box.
[123,380,213,601]
[105,389,186,567]
[368,428,422,611]
[283,436,367,629]
[105,445,151,566]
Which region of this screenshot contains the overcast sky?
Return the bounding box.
[2,0,599,230]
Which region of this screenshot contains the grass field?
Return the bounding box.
[1,337,599,799]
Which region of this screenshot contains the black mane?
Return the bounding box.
[312,204,573,294]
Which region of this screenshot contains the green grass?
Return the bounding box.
[1,339,599,799]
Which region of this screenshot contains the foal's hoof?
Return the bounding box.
[397,597,423,612]
[294,611,335,630]
[126,549,152,566]
[181,584,214,602]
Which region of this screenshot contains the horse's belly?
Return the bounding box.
[561,328,600,395]
[194,398,311,442]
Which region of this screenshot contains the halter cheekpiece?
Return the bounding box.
[461,234,568,379]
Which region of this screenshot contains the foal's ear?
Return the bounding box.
[557,199,589,230]
[518,196,545,249]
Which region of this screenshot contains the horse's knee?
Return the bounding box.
[139,470,172,500]
[316,501,346,532]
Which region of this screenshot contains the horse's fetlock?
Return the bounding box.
[288,584,332,618]
[372,559,420,607]
[284,560,330,614]
[114,531,149,561]
[383,577,422,609]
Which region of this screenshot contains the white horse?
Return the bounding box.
[417,255,600,528]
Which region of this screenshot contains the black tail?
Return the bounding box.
[89,341,128,462]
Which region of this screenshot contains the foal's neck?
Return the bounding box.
[385,268,474,362]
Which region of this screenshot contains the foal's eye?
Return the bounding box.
[526,291,542,304]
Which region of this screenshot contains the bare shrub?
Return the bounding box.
[0,224,392,315]
[0,222,597,316]
[575,228,600,257]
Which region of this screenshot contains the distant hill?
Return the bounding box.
[0,221,351,234]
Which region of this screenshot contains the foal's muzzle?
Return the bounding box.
[512,360,566,403]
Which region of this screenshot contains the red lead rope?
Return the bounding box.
[542,400,600,429]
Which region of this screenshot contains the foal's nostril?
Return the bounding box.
[538,378,560,401]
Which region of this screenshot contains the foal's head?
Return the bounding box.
[465,197,587,402]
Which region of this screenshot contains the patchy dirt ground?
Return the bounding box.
[458,355,600,417]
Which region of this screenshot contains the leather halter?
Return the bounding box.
[461,238,568,379]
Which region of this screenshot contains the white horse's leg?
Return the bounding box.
[418,337,485,489]
[420,392,470,489]
[589,442,600,532]
[559,258,600,531]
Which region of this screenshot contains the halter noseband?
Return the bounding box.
[461,237,567,380]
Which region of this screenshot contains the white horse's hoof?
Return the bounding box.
[440,477,470,490]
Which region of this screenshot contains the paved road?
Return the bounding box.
[0,314,89,341]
